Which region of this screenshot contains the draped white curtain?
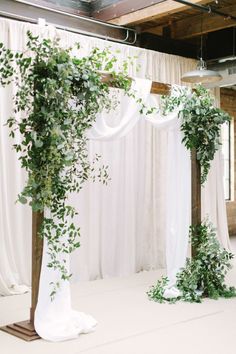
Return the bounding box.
[0,17,197,295]
[0,17,231,341]
[35,81,191,340]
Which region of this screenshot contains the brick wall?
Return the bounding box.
[220,88,236,236]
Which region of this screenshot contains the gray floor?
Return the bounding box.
[1,267,236,354]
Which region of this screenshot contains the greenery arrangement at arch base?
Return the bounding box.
[148,86,236,304]
[147,220,236,303]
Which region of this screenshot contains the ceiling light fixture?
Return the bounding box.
[181,16,222,84]
[181,57,222,83]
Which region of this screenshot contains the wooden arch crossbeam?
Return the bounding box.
[0,74,201,341]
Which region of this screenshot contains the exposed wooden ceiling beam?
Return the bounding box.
[146,4,236,39]
[109,0,212,25]
[171,4,236,39]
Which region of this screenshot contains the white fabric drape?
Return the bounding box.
[0,18,197,295]
[0,17,231,341]
[35,81,191,340]
[202,151,231,250]
[87,79,152,140]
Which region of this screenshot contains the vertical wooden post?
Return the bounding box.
[191,148,201,256]
[1,211,43,341]
[30,211,44,323]
[191,148,201,225]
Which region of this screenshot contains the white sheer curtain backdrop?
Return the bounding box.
[0,17,197,295]
[0,17,231,341]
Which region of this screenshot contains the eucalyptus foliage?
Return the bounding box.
[162,85,231,183]
[147,220,236,303]
[0,32,135,298]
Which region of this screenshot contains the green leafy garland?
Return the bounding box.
[148,86,235,304]
[147,220,236,303]
[161,85,231,184]
[0,32,139,298]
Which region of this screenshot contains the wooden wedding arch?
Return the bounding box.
[1,75,201,341]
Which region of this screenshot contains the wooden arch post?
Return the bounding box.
[1,77,201,341]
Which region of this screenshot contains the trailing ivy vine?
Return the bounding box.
[0,32,139,299]
[161,85,231,184]
[147,220,236,303]
[148,86,235,304]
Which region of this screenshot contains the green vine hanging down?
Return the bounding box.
[161,85,231,184]
[147,220,236,303]
[148,87,235,304]
[0,32,145,299]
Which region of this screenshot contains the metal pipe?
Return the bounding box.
[0,0,137,44]
[173,0,236,21]
[0,8,137,44]
[15,0,135,32]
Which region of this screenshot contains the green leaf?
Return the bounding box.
[18,196,27,204]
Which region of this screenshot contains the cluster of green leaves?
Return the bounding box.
[162,85,231,183]
[0,31,134,299]
[147,220,236,303]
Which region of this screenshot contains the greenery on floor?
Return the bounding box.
[147,220,236,303]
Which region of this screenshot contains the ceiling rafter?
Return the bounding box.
[108,0,212,25]
[146,3,236,39]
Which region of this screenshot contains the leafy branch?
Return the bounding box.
[0,31,138,299]
[147,220,236,303]
[161,85,231,184]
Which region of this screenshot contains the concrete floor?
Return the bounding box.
[1,264,236,354]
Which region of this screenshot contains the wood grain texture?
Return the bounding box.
[31,211,44,323]
[171,4,236,39]
[101,73,172,94]
[191,148,201,227]
[1,320,40,341]
[108,0,212,25]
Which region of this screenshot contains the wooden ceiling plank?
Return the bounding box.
[171,4,236,39]
[108,0,212,25]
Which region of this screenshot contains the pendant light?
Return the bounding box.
[181,20,222,84]
[181,57,222,83]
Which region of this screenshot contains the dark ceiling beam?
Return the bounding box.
[139,28,236,62]
[139,32,198,59]
[92,0,165,21]
[205,28,236,61]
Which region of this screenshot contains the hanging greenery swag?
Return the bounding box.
[0,31,151,298]
[161,85,230,184]
[148,86,235,304]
